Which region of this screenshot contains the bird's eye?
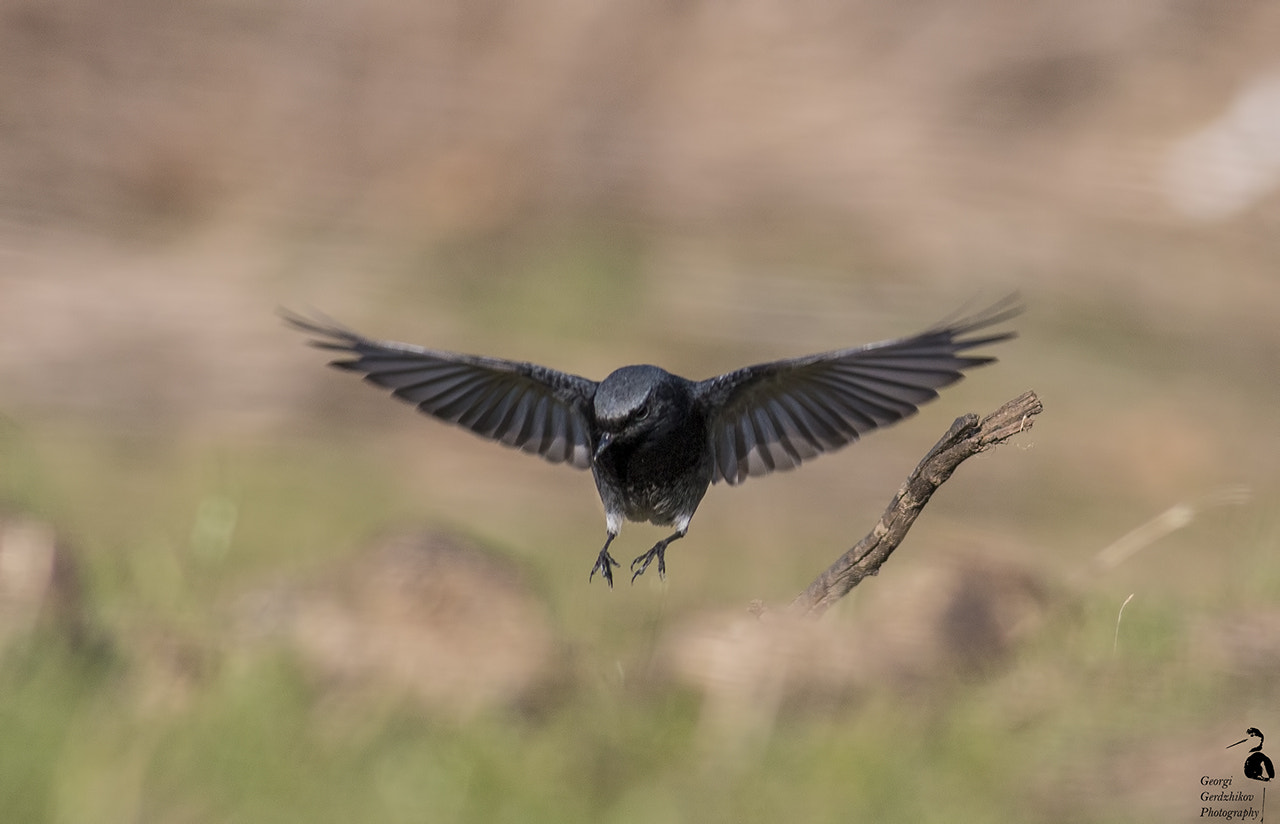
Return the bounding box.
[635,404,650,421]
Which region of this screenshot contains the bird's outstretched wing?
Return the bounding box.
[283,311,598,469]
[694,296,1021,485]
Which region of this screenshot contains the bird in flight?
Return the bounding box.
[284,297,1019,587]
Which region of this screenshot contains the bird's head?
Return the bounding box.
[1229,728,1267,751]
[593,365,679,455]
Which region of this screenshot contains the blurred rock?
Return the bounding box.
[0,515,87,647]
[661,552,1051,752]
[848,552,1054,683]
[1163,69,1280,222]
[1191,608,1280,677]
[237,529,561,717]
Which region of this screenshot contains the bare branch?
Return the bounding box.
[789,390,1043,617]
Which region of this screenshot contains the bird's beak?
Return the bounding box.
[594,433,612,461]
[1229,738,1250,749]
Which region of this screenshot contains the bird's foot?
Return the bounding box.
[589,549,620,588]
[630,542,667,584]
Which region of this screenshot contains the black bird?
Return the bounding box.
[284,297,1019,587]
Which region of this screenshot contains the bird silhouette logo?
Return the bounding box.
[1229,728,1276,782]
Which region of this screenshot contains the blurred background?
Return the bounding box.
[2,1,1279,821]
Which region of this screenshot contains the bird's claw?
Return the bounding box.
[629,544,666,584]
[589,549,620,588]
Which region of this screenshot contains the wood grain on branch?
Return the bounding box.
[789,390,1043,617]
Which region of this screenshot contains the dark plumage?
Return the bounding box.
[283,297,1020,586]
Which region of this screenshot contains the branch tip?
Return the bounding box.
[788,390,1041,617]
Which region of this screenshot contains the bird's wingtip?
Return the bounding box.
[943,293,1024,333]
[278,306,363,343]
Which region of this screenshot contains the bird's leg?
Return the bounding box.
[630,528,687,584]
[589,532,620,588]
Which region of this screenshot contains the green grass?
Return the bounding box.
[1,361,1276,823]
